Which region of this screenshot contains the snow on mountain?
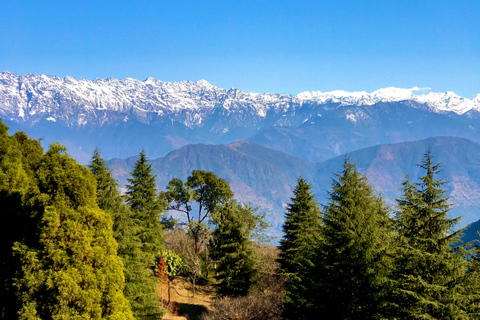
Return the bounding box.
[297,86,480,114]
[1,71,479,129]
[0,71,293,128]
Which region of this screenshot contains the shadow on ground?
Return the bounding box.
[177,302,208,320]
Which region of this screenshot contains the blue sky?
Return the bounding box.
[1,1,479,97]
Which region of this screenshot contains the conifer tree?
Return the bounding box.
[13,143,134,319]
[89,147,123,212]
[209,202,256,297]
[0,121,43,319]
[89,148,166,320]
[391,150,477,319]
[317,158,393,320]
[126,149,164,260]
[125,149,166,319]
[278,177,322,319]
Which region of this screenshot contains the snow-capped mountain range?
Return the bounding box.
[1,71,480,164]
[1,71,479,129]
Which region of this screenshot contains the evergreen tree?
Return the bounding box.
[89,148,166,320]
[126,149,164,260]
[13,143,134,319]
[278,177,322,319]
[89,147,122,212]
[391,150,477,319]
[0,121,43,319]
[125,149,165,319]
[209,202,256,297]
[317,158,393,320]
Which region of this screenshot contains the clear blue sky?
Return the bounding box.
[1,1,479,97]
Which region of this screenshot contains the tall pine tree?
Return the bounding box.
[89,148,166,320]
[278,177,322,319]
[317,158,393,320]
[209,202,256,297]
[125,149,165,319]
[126,149,164,260]
[391,150,478,319]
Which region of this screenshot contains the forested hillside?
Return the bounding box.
[2,117,480,319]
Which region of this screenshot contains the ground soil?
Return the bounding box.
[161,276,215,320]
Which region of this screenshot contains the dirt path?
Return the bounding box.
[161,277,215,320]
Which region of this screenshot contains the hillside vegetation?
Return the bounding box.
[2,117,480,320]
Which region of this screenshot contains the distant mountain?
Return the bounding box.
[108,137,480,237]
[250,101,480,162]
[2,72,480,163]
[461,220,480,248]
[108,141,317,233]
[313,136,480,227]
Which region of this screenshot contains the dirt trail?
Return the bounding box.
[161,277,215,320]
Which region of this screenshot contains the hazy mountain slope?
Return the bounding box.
[461,220,480,248]
[109,141,317,232]
[108,137,480,236]
[313,136,480,227]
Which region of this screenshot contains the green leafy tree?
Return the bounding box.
[317,158,394,320]
[13,143,134,320]
[391,151,478,319]
[278,177,322,319]
[209,202,256,297]
[89,148,166,320]
[162,170,234,255]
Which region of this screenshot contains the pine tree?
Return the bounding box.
[209,202,256,297]
[89,147,122,212]
[13,143,134,319]
[392,150,477,319]
[126,149,164,260]
[278,177,322,319]
[89,148,166,320]
[125,149,165,319]
[317,158,393,320]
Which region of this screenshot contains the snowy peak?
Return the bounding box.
[297,87,480,114]
[1,72,479,130]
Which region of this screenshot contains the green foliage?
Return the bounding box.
[0,120,44,319]
[0,123,30,193]
[162,170,234,254]
[391,150,479,319]
[317,158,394,320]
[89,147,123,213]
[278,177,322,319]
[126,149,164,259]
[158,249,184,279]
[91,148,166,320]
[209,202,256,297]
[13,143,134,320]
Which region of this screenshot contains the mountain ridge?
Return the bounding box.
[107,136,480,237]
[2,72,480,129]
[2,72,480,163]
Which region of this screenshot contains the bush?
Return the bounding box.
[201,282,284,320]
